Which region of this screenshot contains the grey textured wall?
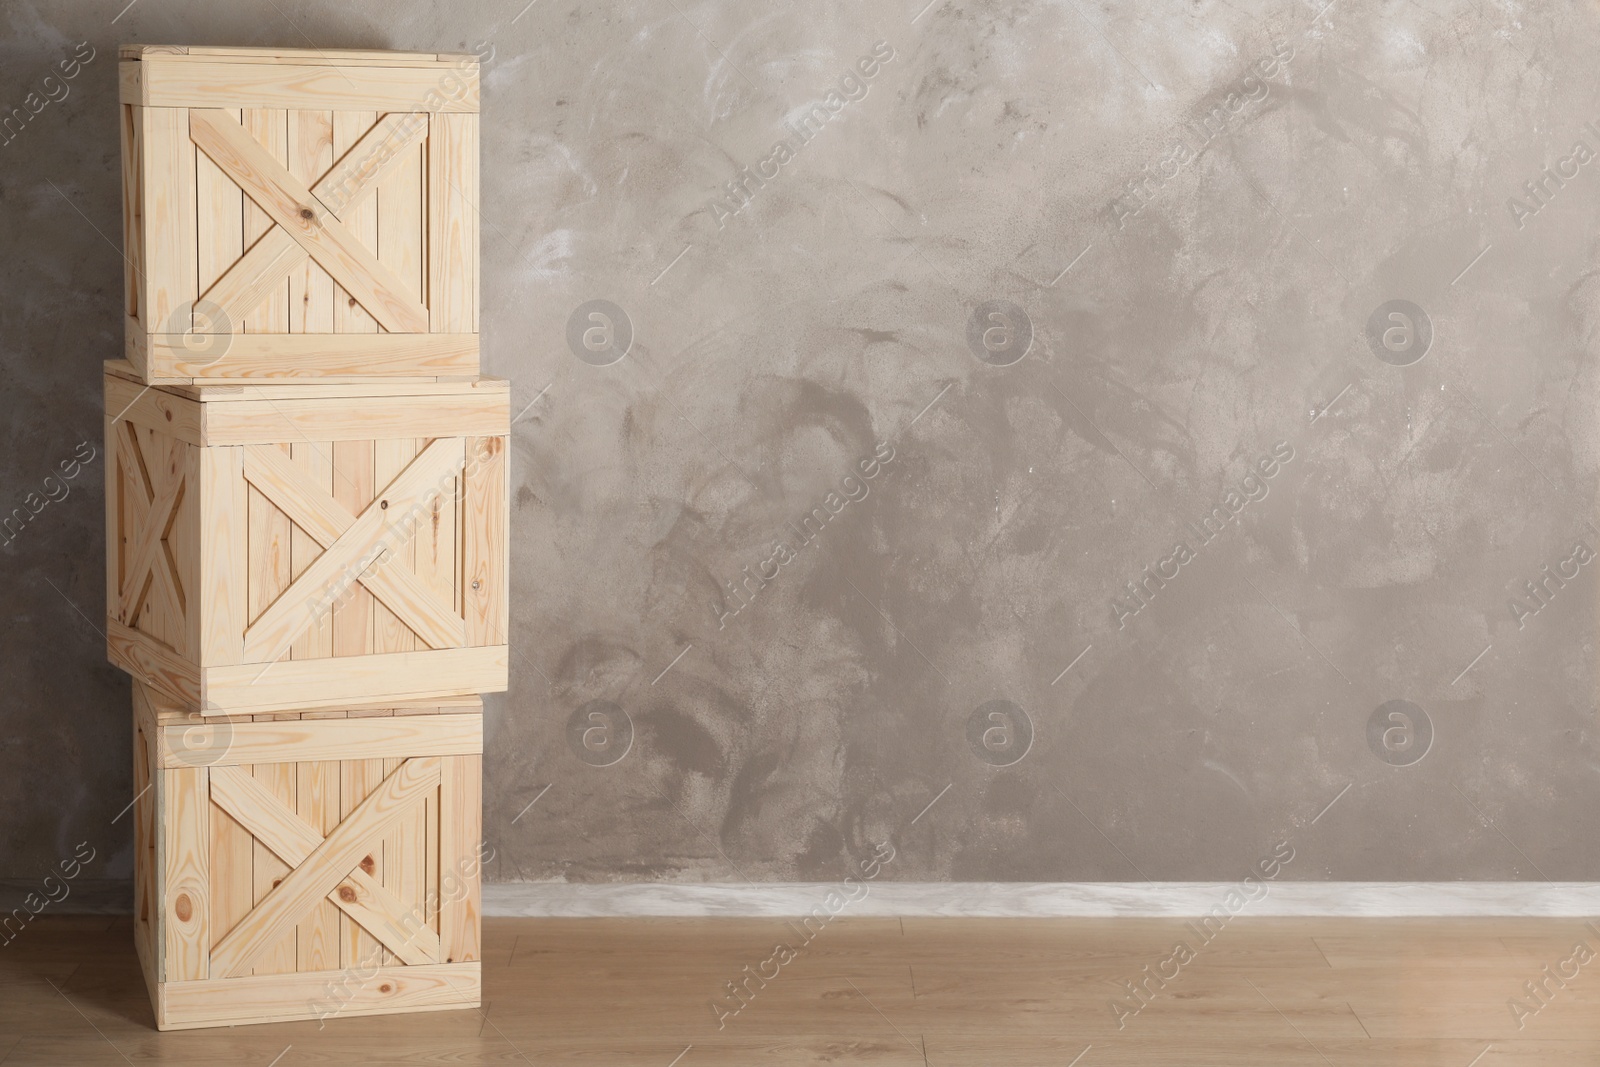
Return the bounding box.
[1,0,1597,893]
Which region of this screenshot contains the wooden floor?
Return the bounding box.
[2,914,1597,1064]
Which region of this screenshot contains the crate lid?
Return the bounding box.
[105,360,507,402]
[119,44,478,67]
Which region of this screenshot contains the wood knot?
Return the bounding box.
[338,886,358,903]
[378,983,392,993]
[360,855,376,874]
[299,207,315,221]
[174,894,192,922]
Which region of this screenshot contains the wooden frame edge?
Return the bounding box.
[154,961,480,1031]
[199,645,507,715]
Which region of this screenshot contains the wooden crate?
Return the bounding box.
[131,682,485,1030]
[119,45,479,383]
[104,359,509,714]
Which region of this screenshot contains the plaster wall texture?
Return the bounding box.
[0,0,1595,890]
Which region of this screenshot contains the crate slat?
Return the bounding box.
[240,108,290,335]
[128,60,479,111]
[159,765,209,982]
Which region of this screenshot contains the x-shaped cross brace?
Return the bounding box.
[118,421,187,626]
[241,437,467,663]
[190,108,431,334]
[207,757,442,978]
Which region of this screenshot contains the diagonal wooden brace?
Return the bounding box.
[240,438,467,662]
[189,108,431,333]
[199,111,428,330]
[119,423,187,624]
[208,765,443,967]
[208,756,441,978]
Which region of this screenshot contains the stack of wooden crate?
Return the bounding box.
[106,44,505,1031]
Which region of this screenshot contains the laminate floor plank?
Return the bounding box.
[6,914,1592,1064]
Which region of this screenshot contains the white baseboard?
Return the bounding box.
[7,880,1589,919]
[483,882,1600,918]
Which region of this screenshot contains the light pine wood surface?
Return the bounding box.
[125,687,485,1029]
[103,363,510,714]
[118,45,481,381]
[4,915,1600,1063]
